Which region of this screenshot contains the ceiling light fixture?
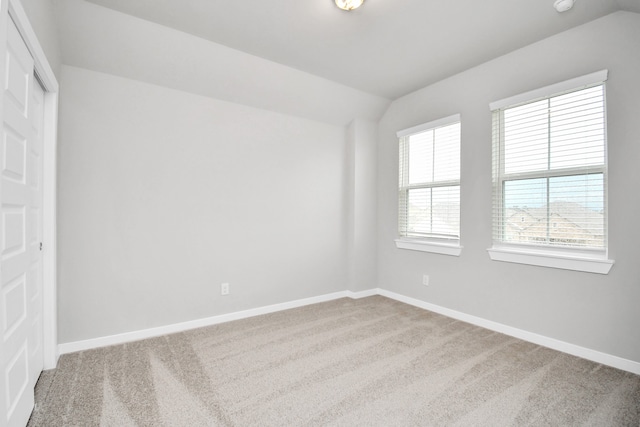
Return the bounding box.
[553,0,575,12]
[335,0,364,11]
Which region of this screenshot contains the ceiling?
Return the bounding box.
[84,0,640,100]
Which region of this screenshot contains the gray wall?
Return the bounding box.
[377,11,640,363]
[54,0,389,126]
[54,0,390,345]
[346,120,378,293]
[21,0,61,78]
[58,66,349,343]
[53,1,640,366]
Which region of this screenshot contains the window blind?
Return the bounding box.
[398,116,460,240]
[492,82,607,250]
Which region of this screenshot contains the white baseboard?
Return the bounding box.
[58,291,352,355]
[346,288,378,299]
[377,288,640,376]
[58,287,640,376]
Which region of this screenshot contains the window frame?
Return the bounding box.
[395,114,462,256]
[488,70,614,274]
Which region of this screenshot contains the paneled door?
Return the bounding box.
[0,16,42,427]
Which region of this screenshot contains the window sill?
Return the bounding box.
[487,246,614,274]
[395,239,462,256]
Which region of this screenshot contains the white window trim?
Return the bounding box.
[488,70,614,274]
[396,114,461,138]
[487,245,613,274]
[396,114,462,255]
[489,70,609,111]
[395,238,463,256]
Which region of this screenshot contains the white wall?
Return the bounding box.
[57,66,350,343]
[377,11,640,364]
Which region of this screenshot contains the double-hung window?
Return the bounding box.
[488,70,614,274]
[396,114,461,256]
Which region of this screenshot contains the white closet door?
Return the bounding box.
[1,16,40,427]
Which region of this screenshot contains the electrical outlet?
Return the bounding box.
[422,275,429,286]
[221,282,230,296]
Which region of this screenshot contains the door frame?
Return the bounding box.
[1,0,59,370]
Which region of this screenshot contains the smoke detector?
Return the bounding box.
[554,0,575,12]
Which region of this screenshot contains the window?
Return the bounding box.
[488,70,614,274]
[396,114,461,256]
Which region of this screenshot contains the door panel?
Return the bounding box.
[2,129,25,182]
[2,273,26,335]
[1,17,37,427]
[1,206,24,257]
[5,343,28,420]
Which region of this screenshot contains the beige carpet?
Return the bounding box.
[28,296,640,426]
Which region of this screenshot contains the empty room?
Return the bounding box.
[1,0,639,425]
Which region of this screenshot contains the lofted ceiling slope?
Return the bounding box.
[82,0,639,100]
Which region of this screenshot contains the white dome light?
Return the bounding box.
[335,0,364,11]
[554,0,575,12]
